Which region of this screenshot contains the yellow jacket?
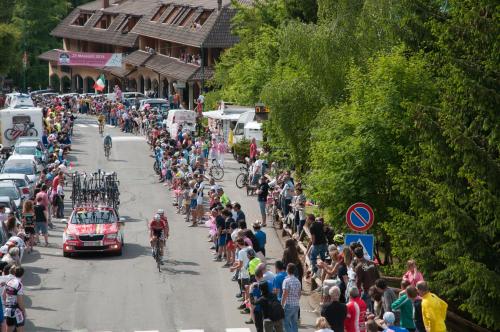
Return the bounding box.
[422,292,448,332]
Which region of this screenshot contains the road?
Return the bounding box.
[22,115,316,332]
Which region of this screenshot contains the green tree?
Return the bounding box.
[0,23,20,88]
[9,0,68,90]
[283,0,318,23]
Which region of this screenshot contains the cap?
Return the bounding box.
[252,221,262,229]
[383,312,395,324]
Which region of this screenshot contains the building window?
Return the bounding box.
[71,12,93,26]
[116,15,139,33]
[151,5,167,21]
[195,10,213,26]
[179,8,196,26]
[162,6,180,24]
[94,14,116,29]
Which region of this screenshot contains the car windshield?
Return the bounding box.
[3,163,34,175]
[0,187,20,200]
[71,210,117,224]
[15,146,37,155]
[0,179,27,187]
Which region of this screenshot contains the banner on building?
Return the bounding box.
[58,51,122,67]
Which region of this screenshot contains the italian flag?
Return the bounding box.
[93,74,106,92]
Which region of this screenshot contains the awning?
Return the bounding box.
[203,110,243,121]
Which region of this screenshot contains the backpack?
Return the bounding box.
[266,297,285,322]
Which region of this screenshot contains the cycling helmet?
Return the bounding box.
[333,233,344,245]
[154,214,161,221]
[157,209,164,215]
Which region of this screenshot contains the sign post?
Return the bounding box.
[346,202,374,232]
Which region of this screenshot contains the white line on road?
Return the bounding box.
[89,124,99,127]
[106,125,114,128]
[75,124,88,127]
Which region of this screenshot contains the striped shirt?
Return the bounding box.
[282,275,301,307]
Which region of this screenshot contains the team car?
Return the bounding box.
[62,205,124,257]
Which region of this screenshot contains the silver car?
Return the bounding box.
[1,157,39,183]
[0,181,22,210]
[0,174,34,200]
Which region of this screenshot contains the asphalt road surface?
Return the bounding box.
[22,115,316,332]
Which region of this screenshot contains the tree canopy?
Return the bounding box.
[210,0,500,328]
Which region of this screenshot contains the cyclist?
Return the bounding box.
[97,113,105,133]
[149,211,168,263]
[103,133,112,153]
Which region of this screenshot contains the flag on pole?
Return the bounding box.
[93,74,106,92]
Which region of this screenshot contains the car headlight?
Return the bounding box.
[66,233,78,241]
[105,233,118,240]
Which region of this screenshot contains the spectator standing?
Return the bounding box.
[282,239,304,286]
[392,286,417,332]
[309,216,328,278]
[281,263,301,332]
[273,261,287,302]
[402,260,424,287]
[256,177,269,226]
[280,172,294,216]
[416,281,447,332]
[345,287,367,332]
[3,266,26,332]
[253,222,266,256]
[254,280,284,332]
[407,286,425,332]
[354,247,380,311]
[375,279,398,323]
[250,138,257,161]
[321,286,347,332]
[34,196,49,246]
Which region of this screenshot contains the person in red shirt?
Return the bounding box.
[249,138,257,162]
[345,287,367,332]
[149,210,169,262]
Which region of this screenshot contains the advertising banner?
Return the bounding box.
[58,51,122,67]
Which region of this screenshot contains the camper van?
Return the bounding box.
[166,109,197,138]
[4,93,34,109]
[232,111,264,144]
[0,107,43,148]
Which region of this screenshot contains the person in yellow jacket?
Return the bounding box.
[417,281,448,332]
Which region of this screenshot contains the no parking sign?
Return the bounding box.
[346,202,374,232]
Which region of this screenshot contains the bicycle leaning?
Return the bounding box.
[208,159,224,181]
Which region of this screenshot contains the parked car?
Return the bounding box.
[0,174,34,200]
[138,98,169,113]
[0,181,22,210]
[13,141,47,164]
[1,156,39,183]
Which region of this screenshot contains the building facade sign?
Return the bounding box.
[58,52,122,67]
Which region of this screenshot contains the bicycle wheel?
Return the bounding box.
[235,173,247,189]
[211,166,224,181]
[155,243,162,272]
[27,128,38,137]
[4,129,15,141]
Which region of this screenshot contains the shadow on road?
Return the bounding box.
[24,320,63,332]
[67,242,149,261]
[23,266,48,287]
[161,266,200,275]
[165,259,199,266]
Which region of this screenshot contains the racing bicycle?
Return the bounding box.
[104,143,111,160]
[98,122,104,136]
[152,238,162,272]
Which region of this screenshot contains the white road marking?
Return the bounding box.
[226,329,252,332]
[89,124,99,127]
[106,125,114,128]
[111,136,145,142]
[76,124,88,127]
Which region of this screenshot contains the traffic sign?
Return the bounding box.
[345,233,374,260]
[346,202,374,232]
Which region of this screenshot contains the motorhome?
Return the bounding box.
[203,105,254,143]
[166,109,197,138]
[232,110,266,144]
[0,107,43,148]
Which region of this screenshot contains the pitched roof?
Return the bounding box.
[191,66,215,81]
[123,50,153,66]
[38,49,61,62]
[51,1,159,48]
[130,0,240,48]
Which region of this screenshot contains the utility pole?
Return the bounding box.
[22,0,27,93]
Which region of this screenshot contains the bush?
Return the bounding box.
[232,138,250,162]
